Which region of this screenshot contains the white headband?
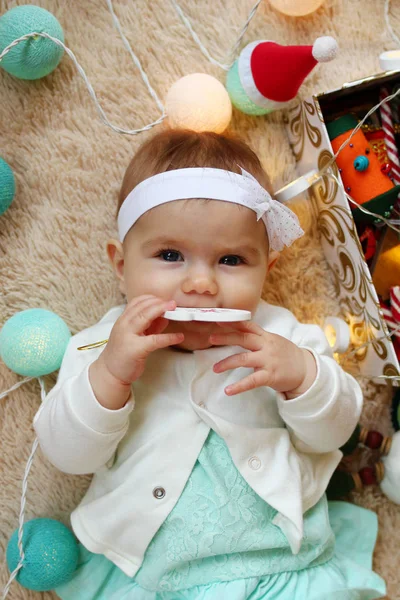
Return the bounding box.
[117,167,304,251]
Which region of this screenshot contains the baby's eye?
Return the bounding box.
[220,255,244,266]
[158,249,183,262]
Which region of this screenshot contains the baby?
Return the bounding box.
[34,129,386,600]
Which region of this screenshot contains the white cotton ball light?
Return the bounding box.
[269,0,325,17]
[165,73,232,133]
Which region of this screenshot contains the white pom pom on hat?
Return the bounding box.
[312,36,339,62]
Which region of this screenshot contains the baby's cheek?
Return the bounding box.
[221,273,263,312]
[225,290,261,314]
[124,263,176,301]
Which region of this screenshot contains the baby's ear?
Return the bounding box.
[267,250,280,271]
[106,239,126,294]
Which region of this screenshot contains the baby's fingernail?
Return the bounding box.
[166,300,176,309]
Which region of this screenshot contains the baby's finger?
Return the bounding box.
[145,316,169,336]
[224,370,267,396]
[123,296,164,325]
[128,296,165,317]
[142,332,184,354]
[209,331,262,352]
[131,299,176,334]
[128,297,164,325]
[213,350,262,373]
[125,294,162,314]
[216,320,265,336]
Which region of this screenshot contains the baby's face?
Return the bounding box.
[110,199,272,351]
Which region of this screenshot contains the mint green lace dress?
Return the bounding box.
[55,432,386,600]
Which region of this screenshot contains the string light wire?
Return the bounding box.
[170,0,262,70]
[384,0,400,47]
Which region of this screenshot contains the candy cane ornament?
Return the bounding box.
[380,86,400,209]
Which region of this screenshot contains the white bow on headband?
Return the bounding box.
[236,167,304,251]
[117,166,304,251]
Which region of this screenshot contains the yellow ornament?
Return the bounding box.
[269,0,325,17]
[165,73,232,133]
[372,229,400,300]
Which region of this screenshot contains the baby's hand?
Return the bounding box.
[98,295,184,386]
[209,320,317,398]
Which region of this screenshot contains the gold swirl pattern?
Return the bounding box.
[318,210,346,246]
[313,97,325,123]
[383,363,400,378]
[335,248,356,293]
[313,150,338,206]
[287,101,322,162]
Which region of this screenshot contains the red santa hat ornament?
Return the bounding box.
[226,36,338,116]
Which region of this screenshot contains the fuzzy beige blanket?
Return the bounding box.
[1,0,399,598]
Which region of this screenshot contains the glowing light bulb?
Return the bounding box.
[323,317,350,353]
[166,73,232,133]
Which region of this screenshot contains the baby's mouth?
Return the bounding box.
[181,320,217,332]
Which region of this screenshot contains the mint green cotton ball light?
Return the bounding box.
[226,60,270,116]
[0,157,15,215]
[0,5,64,80]
[6,518,79,591]
[0,308,71,376]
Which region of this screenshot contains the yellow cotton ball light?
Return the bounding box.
[269,0,325,16]
[166,73,232,133]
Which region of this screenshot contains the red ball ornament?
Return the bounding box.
[381,163,392,175]
[365,430,384,450]
[359,466,377,486]
[359,226,377,261]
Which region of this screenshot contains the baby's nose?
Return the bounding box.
[181,272,218,296]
